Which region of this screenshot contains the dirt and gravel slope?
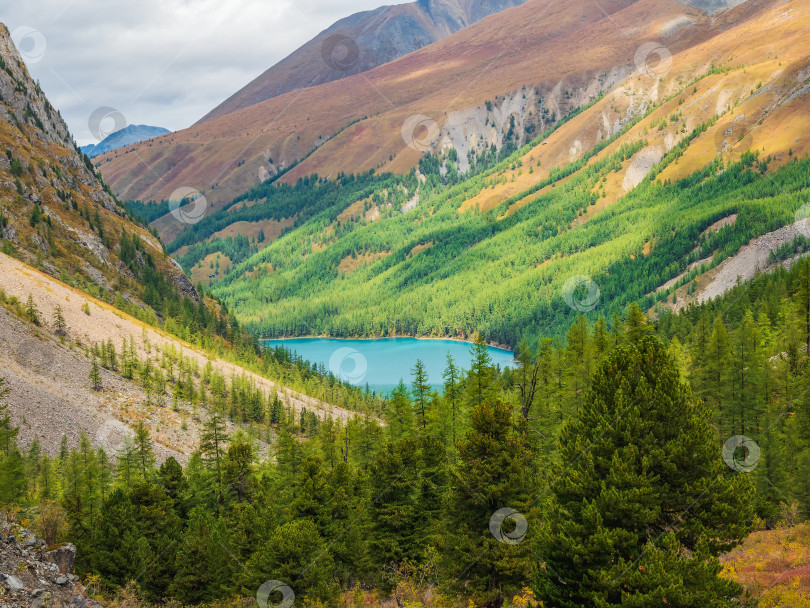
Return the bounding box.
[0,252,358,459]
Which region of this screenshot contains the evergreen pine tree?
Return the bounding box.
[52,305,67,336]
[133,421,155,479]
[321,461,371,588]
[368,438,420,583]
[0,378,19,455]
[467,333,497,407]
[0,446,26,505]
[535,336,756,608]
[171,508,231,603]
[797,258,810,356]
[733,310,763,435]
[89,355,102,391]
[241,519,337,604]
[89,489,139,586]
[442,354,461,458]
[385,380,416,440]
[24,294,40,326]
[414,434,447,557]
[222,433,255,503]
[411,359,431,430]
[37,454,56,501]
[705,315,733,434]
[443,401,536,606]
[0,378,24,506]
[200,412,229,504]
[515,338,541,421]
[625,303,652,343]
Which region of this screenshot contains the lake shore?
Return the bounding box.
[260,334,515,353]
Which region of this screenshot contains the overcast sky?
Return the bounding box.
[3,0,384,145]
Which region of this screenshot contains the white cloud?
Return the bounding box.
[3,0,384,144]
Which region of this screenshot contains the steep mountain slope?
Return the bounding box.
[191,0,810,346]
[0,23,194,306]
[98,0,744,242]
[81,125,170,159]
[0,252,352,458]
[198,0,528,124]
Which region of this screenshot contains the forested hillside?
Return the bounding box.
[4,260,810,606]
[198,139,810,346]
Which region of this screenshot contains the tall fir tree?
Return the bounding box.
[89,355,102,391]
[200,412,229,504]
[411,359,431,430]
[443,401,537,607]
[442,354,461,458]
[52,305,67,336]
[535,336,755,608]
[467,333,497,408]
[24,294,40,326]
[368,438,420,584]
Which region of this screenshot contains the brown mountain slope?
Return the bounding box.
[0,23,194,305]
[98,0,754,242]
[198,0,529,124]
[455,0,810,214]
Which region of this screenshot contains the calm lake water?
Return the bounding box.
[262,337,515,395]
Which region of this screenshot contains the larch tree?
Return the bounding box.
[200,412,229,504]
[89,355,102,391]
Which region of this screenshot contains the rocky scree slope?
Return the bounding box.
[0,252,354,459]
[0,518,96,608]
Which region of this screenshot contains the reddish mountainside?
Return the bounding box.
[97,0,774,242]
[197,0,529,124]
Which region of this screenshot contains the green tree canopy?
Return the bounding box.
[535,336,756,608]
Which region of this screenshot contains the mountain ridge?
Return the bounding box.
[99,0,719,240]
[196,0,529,124]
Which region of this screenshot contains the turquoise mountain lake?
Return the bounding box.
[262,337,515,395]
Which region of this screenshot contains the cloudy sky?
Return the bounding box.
[3,0,384,145]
